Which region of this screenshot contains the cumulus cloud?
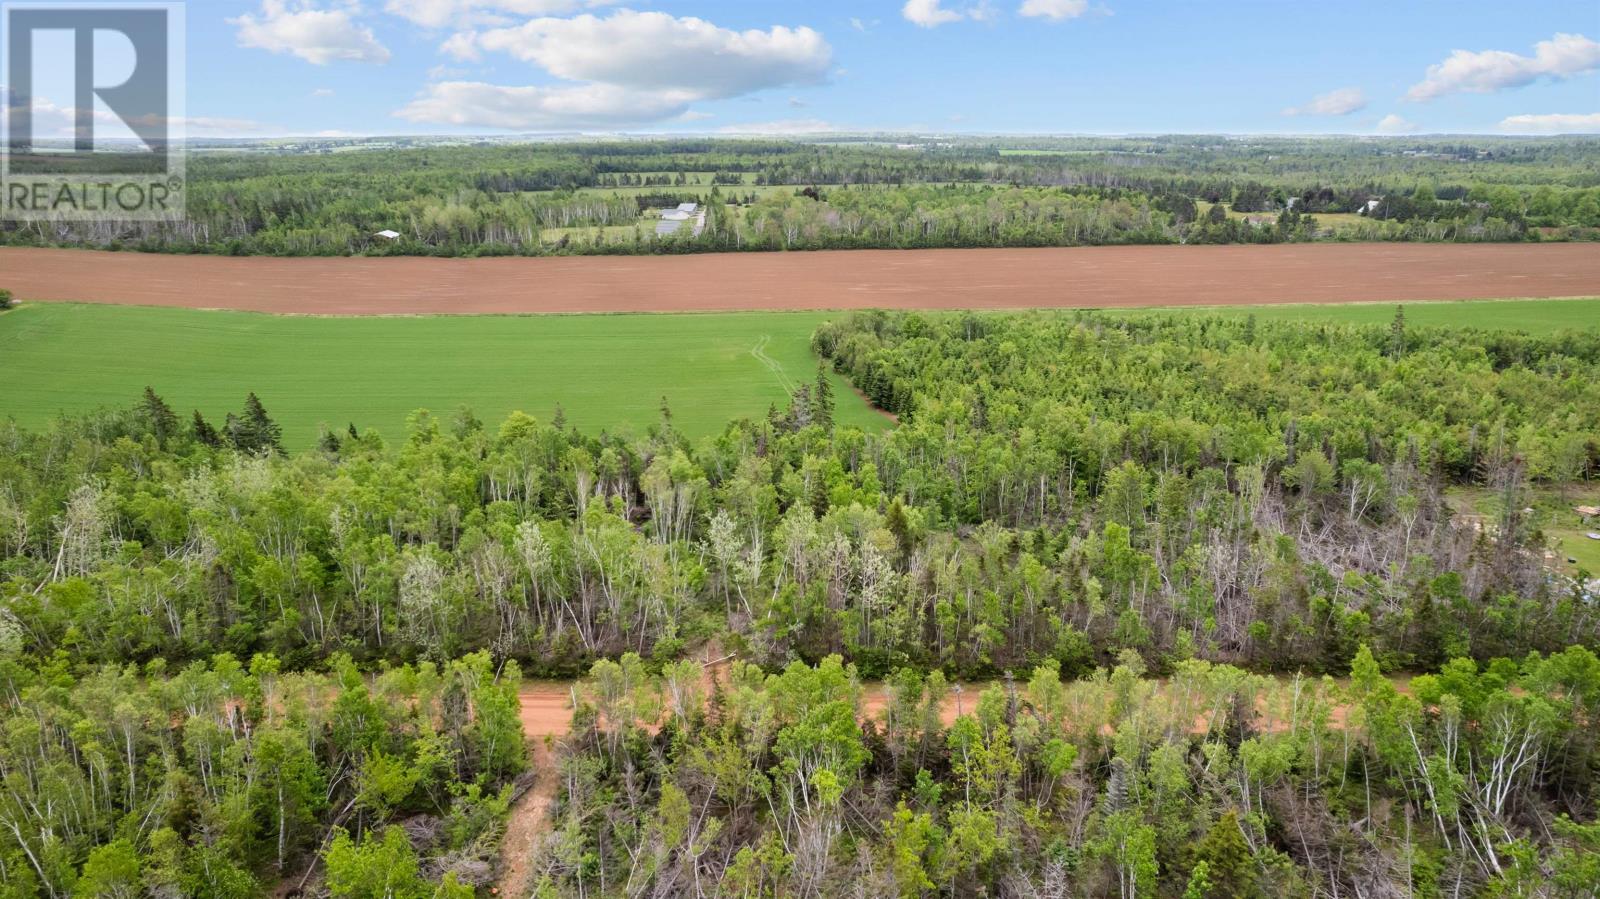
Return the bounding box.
[1283,87,1368,117]
[1375,114,1418,134]
[902,0,979,28]
[1407,33,1600,101]
[396,81,695,129]
[456,11,831,100]
[718,119,836,135]
[1018,0,1089,20]
[408,10,831,130]
[1497,112,1600,134]
[232,0,391,65]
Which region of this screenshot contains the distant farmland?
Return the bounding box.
[0,305,887,449]
[3,243,1598,315]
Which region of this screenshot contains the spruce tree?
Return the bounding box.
[1390,305,1407,357]
[141,387,180,446]
[1194,810,1255,899]
[885,499,911,562]
[191,410,221,447]
[815,362,835,429]
[235,393,284,454]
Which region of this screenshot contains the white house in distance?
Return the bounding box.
[374,229,401,241]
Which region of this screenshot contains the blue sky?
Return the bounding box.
[170,0,1600,136]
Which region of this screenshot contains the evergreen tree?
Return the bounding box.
[1390,305,1407,357]
[318,428,343,454]
[141,387,180,446]
[815,362,835,429]
[231,393,284,454]
[886,499,912,562]
[1194,811,1255,899]
[191,410,221,447]
[0,288,13,310]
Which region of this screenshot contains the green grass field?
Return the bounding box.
[1448,485,1600,577]
[0,304,888,449]
[1130,297,1600,334]
[2,296,1594,451]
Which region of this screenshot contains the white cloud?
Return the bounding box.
[1497,112,1600,134]
[718,119,836,135]
[1407,33,1600,101]
[232,1,391,65]
[1375,114,1418,134]
[458,11,831,100]
[1283,87,1368,117]
[902,0,969,28]
[396,80,695,129]
[312,87,336,97]
[440,30,481,59]
[1018,0,1088,20]
[403,10,831,131]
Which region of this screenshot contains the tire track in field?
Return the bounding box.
[750,335,797,394]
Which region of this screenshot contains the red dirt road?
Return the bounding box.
[3,243,1597,315]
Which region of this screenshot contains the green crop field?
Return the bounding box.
[0,304,888,449]
[2,296,1594,451]
[1132,296,1600,334]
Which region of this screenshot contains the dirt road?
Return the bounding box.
[3,243,1596,315]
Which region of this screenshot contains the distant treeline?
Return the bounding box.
[2,136,1596,255]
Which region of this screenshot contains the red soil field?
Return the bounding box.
[3,243,1597,315]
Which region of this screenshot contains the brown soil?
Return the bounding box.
[496,645,730,897]
[493,739,556,899]
[3,244,1597,315]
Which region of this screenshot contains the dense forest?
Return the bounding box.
[1,310,1597,895]
[534,646,1600,898]
[2,136,1597,255]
